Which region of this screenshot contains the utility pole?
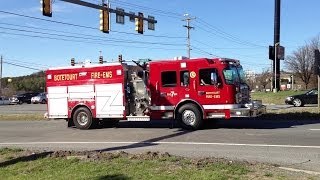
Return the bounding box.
[0,55,2,97]
[183,14,195,59]
[273,0,281,92]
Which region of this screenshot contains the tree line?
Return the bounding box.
[1,71,45,97]
[284,35,319,89]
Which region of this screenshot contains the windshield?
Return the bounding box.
[237,67,246,83]
[223,65,246,85]
[306,89,318,95]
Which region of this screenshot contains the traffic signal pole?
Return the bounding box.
[273,0,281,92]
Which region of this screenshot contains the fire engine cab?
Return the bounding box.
[46,57,266,130]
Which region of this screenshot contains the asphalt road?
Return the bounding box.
[0,104,319,173]
[0,103,47,114]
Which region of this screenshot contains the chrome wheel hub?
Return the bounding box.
[293,99,301,106]
[182,110,196,126]
[77,112,88,126]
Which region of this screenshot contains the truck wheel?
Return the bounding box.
[73,107,93,130]
[177,104,203,130]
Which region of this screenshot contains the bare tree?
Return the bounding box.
[284,36,320,89]
[256,69,271,90]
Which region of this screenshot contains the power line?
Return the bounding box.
[195,18,267,48]
[0,10,184,39]
[193,39,265,50]
[4,59,49,69]
[3,61,44,71]
[0,22,185,45]
[195,24,264,48]
[191,46,221,58]
[107,0,182,19]
[0,26,185,46]
[0,31,185,51]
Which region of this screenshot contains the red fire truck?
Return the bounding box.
[46,57,266,130]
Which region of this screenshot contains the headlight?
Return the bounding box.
[286,97,293,100]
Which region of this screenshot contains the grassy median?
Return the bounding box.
[0,114,45,121]
[251,90,307,105]
[0,148,316,180]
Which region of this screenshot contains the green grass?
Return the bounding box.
[0,148,22,156]
[0,149,316,179]
[0,114,45,121]
[0,155,249,180]
[251,90,307,105]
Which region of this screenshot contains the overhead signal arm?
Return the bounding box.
[42,0,157,34]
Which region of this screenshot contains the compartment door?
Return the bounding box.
[95,83,125,118]
[47,86,68,118]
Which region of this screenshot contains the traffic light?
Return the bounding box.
[277,46,285,60]
[135,12,144,34]
[118,54,123,62]
[41,0,52,17]
[269,45,274,60]
[99,56,103,64]
[99,6,110,33]
[71,58,75,66]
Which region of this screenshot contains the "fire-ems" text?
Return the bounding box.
[91,71,112,79]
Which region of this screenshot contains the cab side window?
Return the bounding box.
[180,71,189,87]
[161,71,177,87]
[199,69,218,86]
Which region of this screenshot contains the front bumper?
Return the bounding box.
[31,99,40,103]
[9,99,19,104]
[285,98,293,105]
[230,100,266,118]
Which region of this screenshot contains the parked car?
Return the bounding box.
[9,93,39,104]
[0,97,10,105]
[31,93,47,104]
[285,89,318,107]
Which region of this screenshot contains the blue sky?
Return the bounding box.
[0,0,319,77]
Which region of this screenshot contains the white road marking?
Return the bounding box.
[279,167,320,175]
[0,141,320,149]
[309,129,320,131]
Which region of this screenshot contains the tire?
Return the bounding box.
[293,98,304,107]
[176,104,203,130]
[41,99,47,104]
[73,107,93,130]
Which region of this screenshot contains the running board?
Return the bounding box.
[127,116,150,121]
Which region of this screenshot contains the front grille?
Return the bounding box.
[240,85,250,103]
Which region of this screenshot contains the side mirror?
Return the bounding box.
[210,72,221,87]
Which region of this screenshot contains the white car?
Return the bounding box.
[0,97,10,105]
[31,93,47,104]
